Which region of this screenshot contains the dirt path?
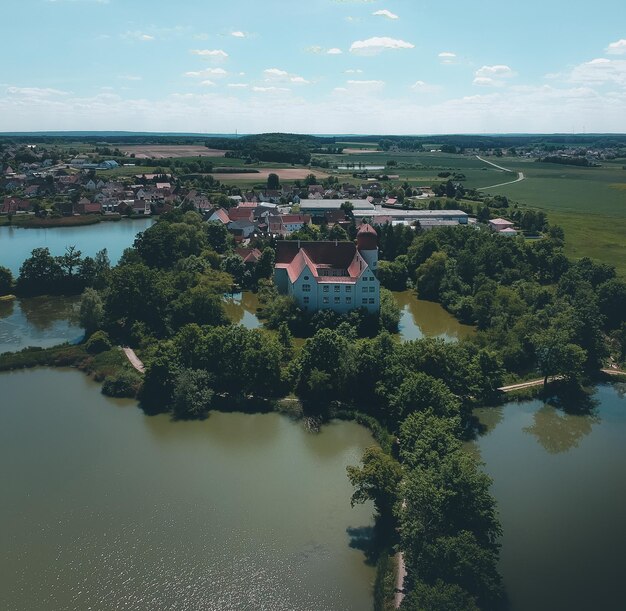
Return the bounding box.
[498,377,560,392]
[122,347,145,374]
[394,550,407,608]
[476,155,525,189]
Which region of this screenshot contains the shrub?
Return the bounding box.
[85,330,112,354]
[102,371,142,398]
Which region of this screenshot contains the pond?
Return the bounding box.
[393,290,475,342]
[222,292,262,330]
[0,295,82,354]
[0,368,377,611]
[472,383,626,611]
[0,218,154,275]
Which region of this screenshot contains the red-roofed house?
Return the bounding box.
[274,224,380,313]
[208,208,230,225]
[235,247,262,264]
[228,207,254,222]
[489,218,515,232]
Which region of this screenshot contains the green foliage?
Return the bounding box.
[379,288,401,332]
[0,266,14,295]
[79,288,105,335]
[401,580,479,611]
[346,446,402,515]
[102,370,142,398]
[172,368,215,419]
[85,330,112,354]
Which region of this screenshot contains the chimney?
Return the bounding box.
[297,239,301,249]
[335,239,338,246]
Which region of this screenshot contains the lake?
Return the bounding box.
[393,290,475,342]
[472,383,626,611]
[0,296,82,354]
[0,218,154,275]
[0,368,376,611]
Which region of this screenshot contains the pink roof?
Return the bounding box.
[357,223,377,236]
[210,208,230,224]
[275,240,369,285]
[490,218,514,226]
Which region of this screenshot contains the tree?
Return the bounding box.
[340,201,355,218]
[172,368,215,419]
[206,221,231,254]
[79,288,105,335]
[416,252,448,301]
[597,278,626,330]
[347,446,402,516]
[267,172,280,190]
[533,328,587,387]
[401,580,479,611]
[0,266,13,295]
[16,247,64,296]
[57,245,82,277]
[390,372,460,423]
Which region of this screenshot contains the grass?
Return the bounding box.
[476,156,626,276]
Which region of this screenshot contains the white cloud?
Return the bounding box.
[438,51,456,64]
[606,39,626,55]
[200,80,216,87]
[231,31,246,38]
[350,36,414,55]
[411,80,441,93]
[306,45,324,54]
[346,79,385,90]
[567,58,626,86]
[228,83,248,88]
[252,86,290,93]
[345,69,363,74]
[123,31,155,42]
[184,68,228,78]
[264,68,289,78]
[263,68,310,85]
[372,9,398,19]
[190,49,228,59]
[473,65,516,86]
[7,87,69,97]
[327,48,343,55]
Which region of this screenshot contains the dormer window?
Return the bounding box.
[304,275,309,281]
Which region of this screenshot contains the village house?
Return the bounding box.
[274,224,380,314]
[489,218,516,233]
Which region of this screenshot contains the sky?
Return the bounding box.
[1,0,625,134]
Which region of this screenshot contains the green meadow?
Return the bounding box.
[480,157,626,276]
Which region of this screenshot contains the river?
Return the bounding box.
[472,383,626,611]
[0,368,377,611]
[0,218,154,275]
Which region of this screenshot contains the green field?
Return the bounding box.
[479,157,626,276]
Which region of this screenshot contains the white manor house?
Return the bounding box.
[274,224,380,314]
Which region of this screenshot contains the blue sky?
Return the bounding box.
[1,0,625,133]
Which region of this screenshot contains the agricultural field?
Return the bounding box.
[478,156,626,276]
[119,144,226,159]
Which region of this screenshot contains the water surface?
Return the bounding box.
[393,290,475,342]
[0,368,376,611]
[0,218,154,274]
[0,296,82,354]
[472,383,626,611]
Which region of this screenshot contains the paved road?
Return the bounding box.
[476,155,526,189]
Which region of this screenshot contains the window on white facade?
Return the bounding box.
[304,276,309,281]
[323,296,329,304]
[362,298,368,304]
[362,287,368,293]
[369,298,375,304]
[345,286,352,293]
[302,284,311,292]
[303,296,310,304]
[369,286,375,293]
[334,285,340,292]
[323,286,329,293]
[346,297,352,304]
[334,296,340,304]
